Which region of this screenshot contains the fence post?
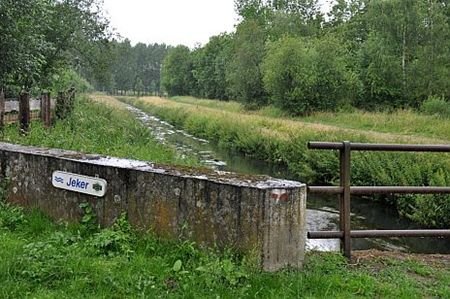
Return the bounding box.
[56,91,65,120]
[19,91,30,134]
[41,92,51,128]
[339,141,352,259]
[0,89,5,130]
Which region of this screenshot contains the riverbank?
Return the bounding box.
[1,202,449,298]
[0,94,197,167]
[119,96,450,228]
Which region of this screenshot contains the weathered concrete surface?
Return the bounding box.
[0,142,306,271]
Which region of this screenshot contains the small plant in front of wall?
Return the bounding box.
[87,213,135,258]
[79,202,98,234]
[0,178,26,230]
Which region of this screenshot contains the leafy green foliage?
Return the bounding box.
[161,46,194,97]
[191,34,233,100]
[87,213,135,257]
[50,68,93,94]
[226,19,268,107]
[263,36,361,115]
[0,0,109,90]
[421,96,450,118]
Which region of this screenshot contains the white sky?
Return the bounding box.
[103,0,238,48]
[102,0,333,48]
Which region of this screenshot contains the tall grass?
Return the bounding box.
[1,95,196,166]
[121,96,450,228]
[167,96,450,141]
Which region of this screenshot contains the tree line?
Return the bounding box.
[2,0,448,114]
[162,0,449,114]
[84,41,169,96]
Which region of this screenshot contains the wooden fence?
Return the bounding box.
[0,89,75,133]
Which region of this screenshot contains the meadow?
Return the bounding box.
[120,96,450,228]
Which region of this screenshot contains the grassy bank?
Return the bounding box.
[172,96,449,141]
[120,96,450,228]
[1,197,449,298]
[0,94,196,167]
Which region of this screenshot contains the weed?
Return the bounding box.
[0,179,26,231]
[87,213,135,258]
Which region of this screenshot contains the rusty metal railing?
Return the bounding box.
[307,141,450,259]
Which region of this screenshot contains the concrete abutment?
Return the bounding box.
[0,142,306,271]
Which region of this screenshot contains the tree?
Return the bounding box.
[191,34,232,100]
[226,20,268,106]
[0,0,109,91]
[0,0,49,89]
[263,36,360,115]
[161,46,193,96]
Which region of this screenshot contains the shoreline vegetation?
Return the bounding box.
[118,95,450,229]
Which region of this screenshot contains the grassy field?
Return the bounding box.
[119,95,450,228]
[0,94,196,167]
[1,199,449,298]
[172,96,450,141]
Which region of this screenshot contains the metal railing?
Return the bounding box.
[307,141,450,259]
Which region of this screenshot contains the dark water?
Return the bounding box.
[124,103,450,253]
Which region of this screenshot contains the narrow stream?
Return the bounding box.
[124,103,450,253]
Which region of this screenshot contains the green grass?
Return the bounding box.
[172,96,244,113]
[1,199,449,298]
[0,95,196,167]
[169,96,450,141]
[119,96,450,229]
[301,109,450,141]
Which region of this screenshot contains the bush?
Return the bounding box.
[49,68,93,94]
[421,96,450,118]
[262,36,361,116]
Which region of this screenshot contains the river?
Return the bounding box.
[123,102,450,253]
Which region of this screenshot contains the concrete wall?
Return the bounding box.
[0,142,306,271]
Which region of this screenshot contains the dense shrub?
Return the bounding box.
[263,36,361,115]
[50,68,93,94]
[421,96,450,118]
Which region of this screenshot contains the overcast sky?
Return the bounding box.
[103,0,333,48]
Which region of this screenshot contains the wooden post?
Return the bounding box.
[41,92,51,128]
[0,89,5,129]
[19,91,30,134]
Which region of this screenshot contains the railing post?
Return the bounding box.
[19,91,30,134]
[0,89,5,130]
[340,141,352,259]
